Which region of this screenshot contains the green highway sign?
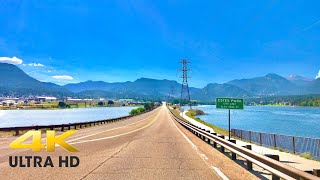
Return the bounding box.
[216,98,244,110]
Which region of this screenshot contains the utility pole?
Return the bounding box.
[179,59,192,109]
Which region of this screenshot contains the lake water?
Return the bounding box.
[183,105,320,138]
[0,106,137,128]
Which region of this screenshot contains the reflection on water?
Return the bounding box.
[0,106,137,128]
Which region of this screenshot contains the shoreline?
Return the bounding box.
[0,104,139,110]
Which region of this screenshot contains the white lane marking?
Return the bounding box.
[201,153,209,160]
[167,109,229,180]
[67,112,158,143]
[212,167,229,180]
[68,110,161,145]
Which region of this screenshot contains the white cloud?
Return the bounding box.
[316,70,320,79]
[52,75,73,80]
[27,63,44,67]
[0,56,23,64]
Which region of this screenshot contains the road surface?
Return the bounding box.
[0,103,256,179]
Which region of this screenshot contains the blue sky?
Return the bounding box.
[0,0,320,87]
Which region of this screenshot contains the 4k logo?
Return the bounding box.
[10,130,79,152]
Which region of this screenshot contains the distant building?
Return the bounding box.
[117,99,134,103]
[2,100,16,106]
[36,96,57,102]
[67,98,94,102]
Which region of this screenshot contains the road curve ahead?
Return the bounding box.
[0,104,222,179]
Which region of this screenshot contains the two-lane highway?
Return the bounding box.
[0,103,255,179]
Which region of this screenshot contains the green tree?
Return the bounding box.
[107,100,114,105]
[58,101,70,108]
[98,101,104,106]
[144,103,151,110]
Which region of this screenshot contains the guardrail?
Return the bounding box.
[232,128,320,160]
[168,108,319,180]
[0,106,160,136]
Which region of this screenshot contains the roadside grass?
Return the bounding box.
[299,152,312,159]
[168,108,189,123]
[0,131,16,137]
[185,109,229,136]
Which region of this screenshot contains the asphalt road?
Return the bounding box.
[0,103,256,180]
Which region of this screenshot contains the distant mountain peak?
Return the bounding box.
[265,73,283,79]
[0,63,71,96]
[287,75,312,81]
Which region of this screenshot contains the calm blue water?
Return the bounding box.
[0,106,137,128]
[183,105,320,138]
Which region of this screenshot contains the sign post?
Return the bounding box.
[216,97,244,140]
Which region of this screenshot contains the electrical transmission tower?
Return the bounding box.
[179,59,192,109]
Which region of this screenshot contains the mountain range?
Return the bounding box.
[0,63,319,101]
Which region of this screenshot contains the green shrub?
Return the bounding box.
[129,107,146,115]
[58,101,70,108]
[299,152,312,159]
[107,100,114,105]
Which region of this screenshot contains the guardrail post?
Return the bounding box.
[259,132,262,146]
[206,130,210,144]
[243,145,252,170]
[265,154,280,180]
[68,125,71,130]
[211,133,217,148]
[201,129,206,141]
[15,130,19,136]
[273,134,276,148]
[229,139,237,160]
[218,135,225,153]
[249,131,251,143]
[313,169,320,177]
[292,136,295,154]
[61,126,64,131]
